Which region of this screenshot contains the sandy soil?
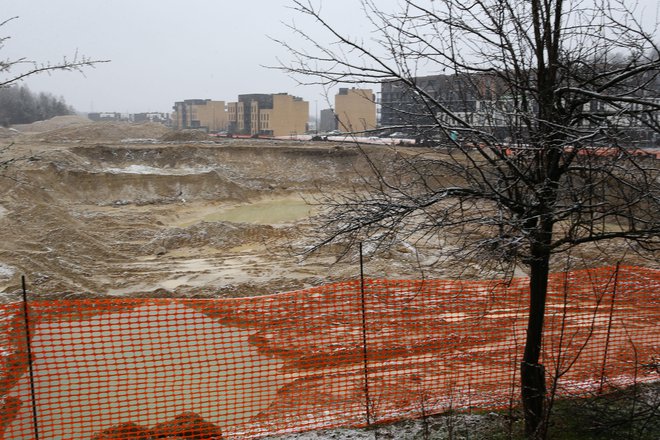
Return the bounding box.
[1,119,657,440]
[0,121,468,299]
[0,119,656,300]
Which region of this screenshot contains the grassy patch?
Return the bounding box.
[396,382,660,439]
[543,383,659,440]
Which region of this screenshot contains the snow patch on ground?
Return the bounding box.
[103,165,215,175]
[261,412,508,440]
[0,263,15,279]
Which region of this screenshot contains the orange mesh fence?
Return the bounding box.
[0,265,658,439]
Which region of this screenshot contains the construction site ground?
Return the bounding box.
[0,118,658,440]
[0,116,656,300]
[0,118,455,300]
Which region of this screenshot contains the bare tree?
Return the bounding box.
[1,16,107,175]
[278,0,660,438]
[1,17,106,90]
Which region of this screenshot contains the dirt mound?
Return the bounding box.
[160,129,210,142]
[33,121,172,142]
[0,127,20,139]
[11,115,91,133]
[143,221,281,255]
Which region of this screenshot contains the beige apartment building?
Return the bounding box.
[227,93,308,137]
[171,99,228,132]
[335,88,377,133]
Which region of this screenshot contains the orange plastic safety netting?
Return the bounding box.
[0,265,658,439]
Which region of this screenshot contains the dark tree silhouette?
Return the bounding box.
[278,1,660,437]
[0,85,75,126]
[1,15,107,172]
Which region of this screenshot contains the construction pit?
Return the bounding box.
[0,119,658,439]
[0,117,655,300]
[0,118,468,300]
[0,119,512,438]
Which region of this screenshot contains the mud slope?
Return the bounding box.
[2,135,652,299]
[0,139,397,297]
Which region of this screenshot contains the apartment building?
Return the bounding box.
[381,72,660,146]
[319,108,338,132]
[88,112,127,122]
[334,88,377,133]
[227,93,308,137]
[380,74,487,129]
[171,99,227,132]
[133,112,170,124]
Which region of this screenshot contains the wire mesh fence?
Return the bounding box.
[0,265,658,439]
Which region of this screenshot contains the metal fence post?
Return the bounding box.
[359,243,372,426]
[21,276,40,440]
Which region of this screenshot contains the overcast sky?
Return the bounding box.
[3,0,658,115]
[3,0,385,114]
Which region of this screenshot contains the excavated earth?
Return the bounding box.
[1,119,658,440]
[0,120,469,300]
[0,119,656,300]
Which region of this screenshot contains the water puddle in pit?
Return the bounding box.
[5,301,285,439]
[179,197,317,226]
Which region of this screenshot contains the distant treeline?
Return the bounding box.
[0,85,75,127]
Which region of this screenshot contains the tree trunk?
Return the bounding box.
[521,243,551,438]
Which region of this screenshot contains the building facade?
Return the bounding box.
[227,93,308,137]
[171,99,227,132]
[319,108,338,132]
[381,72,660,146]
[88,112,128,122]
[380,74,485,130]
[334,88,377,133]
[132,112,170,124]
